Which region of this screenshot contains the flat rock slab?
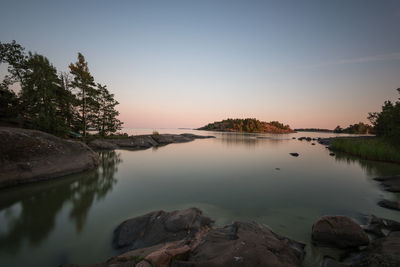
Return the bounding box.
[0,127,99,188]
[88,139,118,150]
[312,215,369,249]
[89,134,215,150]
[171,221,305,267]
[374,176,400,192]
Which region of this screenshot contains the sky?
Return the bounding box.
[1,0,400,129]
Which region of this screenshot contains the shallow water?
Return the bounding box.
[0,130,399,267]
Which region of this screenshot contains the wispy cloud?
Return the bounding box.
[307,52,400,69]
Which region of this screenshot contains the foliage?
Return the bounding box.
[95,83,123,136]
[69,53,97,137]
[152,130,159,135]
[0,40,27,122]
[198,118,293,133]
[331,138,400,163]
[333,122,374,134]
[368,88,400,146]
[0,87,18,121]
[0,40,123,138]
[20,53,70,136]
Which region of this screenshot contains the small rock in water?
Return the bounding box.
[329,153,335,156]
[311,143,315,145]
[275,168,281,170]
[292,137,296,139]
[378,199,400,211]
[290,153,299,157]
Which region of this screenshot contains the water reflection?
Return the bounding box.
[219,132,290,148]
[0,150,122,254]
[334,152,400,177]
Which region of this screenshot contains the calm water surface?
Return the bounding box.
[1,130,400,267]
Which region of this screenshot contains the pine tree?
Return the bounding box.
[69,53,97,138]
[20,53,69,135]
[96,83,123,136]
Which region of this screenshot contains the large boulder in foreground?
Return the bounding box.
[0,127,99,188]
[312,215,369,249]
[113,208,214,251]
[64,208,305,267]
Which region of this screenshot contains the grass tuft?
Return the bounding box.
[331,137,400,163]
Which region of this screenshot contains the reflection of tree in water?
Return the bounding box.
[0,150,122,254]
[334,152,400,177]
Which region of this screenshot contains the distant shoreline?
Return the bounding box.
[295,128,333,133]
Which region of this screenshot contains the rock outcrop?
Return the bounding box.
[351,231,400,267]
[317,215,400,267]
[373,176,400,192]
[88,134,215,150]
[311,215,369,249]
[63,208,305,267]
[362,215,400,238]
[0,127,99,188]
[378,199,400,211]
[113,208,214,251]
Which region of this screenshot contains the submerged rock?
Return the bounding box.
[311,215,369,249]
[290,153,299,157]
[0,127,99,188]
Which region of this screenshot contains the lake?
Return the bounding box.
[1,129,399,267]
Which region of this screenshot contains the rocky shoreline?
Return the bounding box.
[61,208,400,267]
[0,127,215,189]
[0,127,99,189]
[88,133,215,150]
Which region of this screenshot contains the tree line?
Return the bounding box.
[0,41,122,138]
[198,118,292,133]
[333,89,399,146]
[368,88,400,146]
[333,122,374,134]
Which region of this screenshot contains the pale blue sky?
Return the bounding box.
[1,0,400,128]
